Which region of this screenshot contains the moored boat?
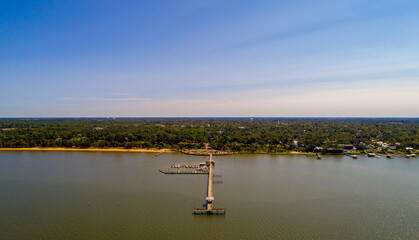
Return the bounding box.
[316,153,321,160]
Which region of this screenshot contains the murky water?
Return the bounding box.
[0,151,418,239]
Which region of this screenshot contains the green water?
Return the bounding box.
[0,151,418,239]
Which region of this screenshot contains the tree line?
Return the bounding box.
[0,118,418,153]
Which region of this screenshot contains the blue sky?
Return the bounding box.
[1,0,418,117]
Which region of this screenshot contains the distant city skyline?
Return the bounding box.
[1,0,418,117]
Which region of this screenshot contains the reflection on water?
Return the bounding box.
[0,151,418,239]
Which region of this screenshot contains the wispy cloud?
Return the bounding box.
[56,97,150,102]
[0,103,24,106]
[109,93,135,96]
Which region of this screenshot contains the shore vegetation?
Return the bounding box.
[0,118,417,154]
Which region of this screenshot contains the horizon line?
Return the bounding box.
[1,116,418,119]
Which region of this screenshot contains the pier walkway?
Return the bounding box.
[193,154,225,215]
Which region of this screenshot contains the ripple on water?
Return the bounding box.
[1,152,419,240]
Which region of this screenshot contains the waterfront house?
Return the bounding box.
[326,148,344,154]
[338,144,354,150]
[313,147,323,152]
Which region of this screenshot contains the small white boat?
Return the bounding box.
[367,153,376,157]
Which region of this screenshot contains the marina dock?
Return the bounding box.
[159,170,208,174]
[159,154,225,215]
[158,163,209,174]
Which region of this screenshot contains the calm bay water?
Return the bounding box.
[0,151,418,239]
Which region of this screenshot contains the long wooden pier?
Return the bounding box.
[193,154,225,215]
[155,151,166,156]
[159,153,225,215]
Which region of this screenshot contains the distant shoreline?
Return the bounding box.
[0,148,327,155]
[1,148,412,156]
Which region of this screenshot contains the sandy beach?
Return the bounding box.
[0,147,174,153]
[290,151,316,155]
